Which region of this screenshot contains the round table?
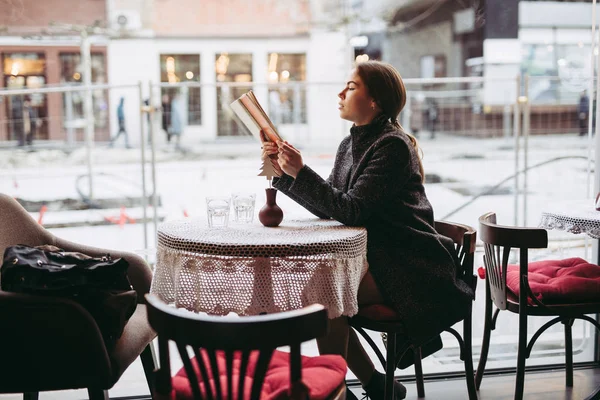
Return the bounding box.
[539,199,600,239]
[150,218,368,318]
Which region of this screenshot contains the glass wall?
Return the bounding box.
[267,53,307,125]
[160,54,202,127]
[216,53,253,137]
[59,53,109,129]
[2,52,48,142]
[522,43,591,104]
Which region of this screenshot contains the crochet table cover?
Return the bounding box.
[539,199,600,239]
[151,218,368,318]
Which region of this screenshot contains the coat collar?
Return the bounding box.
[349,113,391,159]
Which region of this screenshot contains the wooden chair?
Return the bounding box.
[349,220,478,400]
[476,212,600,400]
[145,294,347,400]
[0,193,157,400]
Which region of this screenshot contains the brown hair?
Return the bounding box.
[355,61,425,182]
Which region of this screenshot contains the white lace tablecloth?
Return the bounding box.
[539,199,600,239]
[150,218,368,318]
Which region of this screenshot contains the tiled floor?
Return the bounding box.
[1,367,598,399]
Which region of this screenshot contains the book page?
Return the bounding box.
[230,100,262,140]
[237,93,282,143]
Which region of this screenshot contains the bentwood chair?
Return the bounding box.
[349,220,478,400]
[0,193,157,400]
[146,294,347,400]
[476,212,600,400]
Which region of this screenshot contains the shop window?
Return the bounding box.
[160,54,201,125]
[59,53,108,129]
[2,53,48,141]
[216,53,253,137]
[267,53,307,125]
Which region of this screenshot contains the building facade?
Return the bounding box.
[349,0,596,136]
[0,0,352,147]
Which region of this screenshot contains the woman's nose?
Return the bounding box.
[338,91,344,99]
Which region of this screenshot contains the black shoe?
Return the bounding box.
[364,371,407,400]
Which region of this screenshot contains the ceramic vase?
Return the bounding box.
[259,188,283,227]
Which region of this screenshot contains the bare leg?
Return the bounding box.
[316,316,349,358]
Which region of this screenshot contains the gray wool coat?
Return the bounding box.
[273,115,474,342]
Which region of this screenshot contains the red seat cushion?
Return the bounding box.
[171,349,347,400]
[480,258,600,304]
[356,304,400,321]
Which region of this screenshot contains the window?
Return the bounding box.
[216,53,253,137]
[522,43,590,104]
[59,53,108,129]
[160,54,201,125]
[2,53,48,141]
[420,54,447,79]
[267,53,307,125]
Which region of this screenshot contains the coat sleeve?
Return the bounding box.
[273,174,332,219]
[284,136,412,226]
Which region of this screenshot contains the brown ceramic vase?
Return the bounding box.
[259,188,283,227]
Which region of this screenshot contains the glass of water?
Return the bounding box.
[206,196,231,228]
[231,192,256,223]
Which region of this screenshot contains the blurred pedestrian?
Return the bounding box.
[161,94,172,143]
[110,97,131,148]
[169,93,184,150]
[22,96,39,147]
[578,90,589,137]
[427,99,438,139]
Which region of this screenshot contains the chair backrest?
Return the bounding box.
[478,212,548,310]
[145,294,330,400]
[434,220,477,290]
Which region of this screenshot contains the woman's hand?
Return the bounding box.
[277,141,304,179]
[260,130,283,177]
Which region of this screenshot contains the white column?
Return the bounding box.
[201,51,217,141]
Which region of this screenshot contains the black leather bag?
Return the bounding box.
[0,244,137,349]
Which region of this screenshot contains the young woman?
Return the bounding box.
[261,61,474,399]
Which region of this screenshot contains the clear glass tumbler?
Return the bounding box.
[231,192,256,223]
[206,196,231,227]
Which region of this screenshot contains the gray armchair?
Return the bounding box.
[0,193,157,400]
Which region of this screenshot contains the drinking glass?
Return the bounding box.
[206,196,231,227]
[231,192,256,223]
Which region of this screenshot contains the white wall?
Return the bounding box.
[483,39,520,106]
[107,39,158,146]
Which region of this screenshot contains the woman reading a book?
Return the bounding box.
[261,61,473,399]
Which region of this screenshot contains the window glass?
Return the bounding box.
[2,52,48,141]
[267,53,307,125]
[160,54,201,125]
[59,53,108,128]
[216,53,253,137]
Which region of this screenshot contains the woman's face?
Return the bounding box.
[338,69,377,125]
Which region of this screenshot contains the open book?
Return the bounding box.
[230,90,283,143]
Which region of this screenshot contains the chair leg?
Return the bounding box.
[87,388,109,400]
[475,284,494,390]
[140,342,158,393]
[563,318,574,387]
[462,313,478,400]
[385,332,397,400]
[514,307,528,400]
[413,347,425,398]
[23,393,39,400]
